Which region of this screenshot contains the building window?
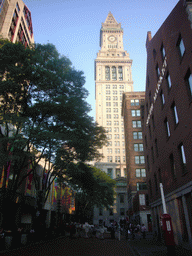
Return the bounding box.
[106,121,111,126]
[16,2,20,13]
[178,143,187,173]
[106,127,112,132]
[106,134,112,139]
[137,183,147,191]
[106,102,111,106]
[115,156,120,163]
[116,168,121,177]
[167,73,172,89]
[107,156,113,162]
[114,127,119,132]
[135,156,145,164]
[113,96,118,101]
[115,148,120,154]
[107,148,112,154]
[118,66,123,81]
[139,194,146,206]
[99,208,103,215]
[107,141,112,146]
[171,102,179,125]
[106,96,111,100]
[161,91,165,106]
[165,118,170,138]
[114,114,119,119]
[136,168,146,177]
[106,108,111,113]
[161,44,166,59]
[134,143,143,152]
[185,69,192,99]
[105,66,110,80]
[156,64,160,79]
[114,121,119,126]
[115,141,120,146]
[106,85,110,89]
[112,66,117,80]
[107,168,113,178]
[123,156,125,162]
[133,132,142,140]
[106,114,111,119]
[131,99,139,106]
[113,108,118,113]
[132,120,141,128]
[153,49,157,60]
[113,102,118,106]
[177,36,185,57]
[131,110,140,117]
[113,85,117,89]
[169,153,176,179]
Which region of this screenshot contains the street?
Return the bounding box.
[0,236,137,256]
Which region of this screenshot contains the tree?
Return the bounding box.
[56,162,116,223]
[0,39,107,229]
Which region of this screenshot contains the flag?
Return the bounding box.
[5,162,11,188]
[0,167,5,189]
[25,162,33,195]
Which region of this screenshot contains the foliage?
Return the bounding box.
[0,39,107,212]
[58,163,116,221]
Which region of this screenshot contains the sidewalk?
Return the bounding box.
[127,232,192,256]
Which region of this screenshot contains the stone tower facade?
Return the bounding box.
[93,12,133,225]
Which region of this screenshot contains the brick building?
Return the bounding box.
[0,0,34,46]
[143,0,192,248]
[122,91,151,229]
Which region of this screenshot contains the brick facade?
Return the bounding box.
[143,0,192,247]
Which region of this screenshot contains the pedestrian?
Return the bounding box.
[111,222,115,239]
[129,223,135,240]
[141,224,147,239]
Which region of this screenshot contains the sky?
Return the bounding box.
[24,0,179,119]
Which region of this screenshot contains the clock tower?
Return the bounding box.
[94,12,133,225]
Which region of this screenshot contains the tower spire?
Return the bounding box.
[102,12,122,31]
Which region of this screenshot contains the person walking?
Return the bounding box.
[141,224,147,239]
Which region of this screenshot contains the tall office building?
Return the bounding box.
[0,0,34,46]
[94,12,133,225]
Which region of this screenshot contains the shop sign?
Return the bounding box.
[146,56,167,126]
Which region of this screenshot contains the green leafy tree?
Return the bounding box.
[55,162,116,223]
[0,39,107,229]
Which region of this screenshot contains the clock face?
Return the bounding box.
[108,35,116,42]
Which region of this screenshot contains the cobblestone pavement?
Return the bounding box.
[1,232,191,256]
[127,232,192,256]
[0,235,137,256]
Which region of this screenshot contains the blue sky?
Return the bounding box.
[25,0,178,119]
